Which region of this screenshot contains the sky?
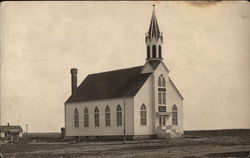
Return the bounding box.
[0,1,250,132]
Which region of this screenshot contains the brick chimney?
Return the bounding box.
[70,68,78,94]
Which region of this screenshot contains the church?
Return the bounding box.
[64,6,184,139]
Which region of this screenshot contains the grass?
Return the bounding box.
[1,130,250,158]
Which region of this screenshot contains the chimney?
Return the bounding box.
[70,68,78,94]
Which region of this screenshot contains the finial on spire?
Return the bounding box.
[152,4,155,13]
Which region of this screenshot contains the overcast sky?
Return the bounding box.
[1,1,250,132]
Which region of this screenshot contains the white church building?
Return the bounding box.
[64,6,184,139]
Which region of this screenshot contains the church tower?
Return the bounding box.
[145,5,163,61]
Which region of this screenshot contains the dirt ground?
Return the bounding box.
[1,134,250,158]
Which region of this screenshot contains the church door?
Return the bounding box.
[159,116,166,127]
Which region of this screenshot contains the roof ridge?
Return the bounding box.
[88,65,144,76]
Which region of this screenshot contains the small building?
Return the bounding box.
[64,6,184,139]
[0,124,23,142]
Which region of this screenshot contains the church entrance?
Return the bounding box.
[159,116,166,127]
[156,114,170,138]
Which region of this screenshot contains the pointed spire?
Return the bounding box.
[145,5,163,61]
[148,4,161,40]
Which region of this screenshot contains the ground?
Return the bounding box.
[0,130,250,158]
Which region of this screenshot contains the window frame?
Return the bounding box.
[147,45,150,59]
[105,106,111,127]
[158,45,162,58]
[140,104,147,126]
[152,45,156,57]
[172,105,178,125]
[158,74,167,106]
[84,108,89,127]
[94,107,99,127]
[74,108,79,128]
[116,105,122,126]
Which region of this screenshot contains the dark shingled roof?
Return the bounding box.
[65,66,152,103]
[0,126,23,133]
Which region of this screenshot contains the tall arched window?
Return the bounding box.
[116,105,122,126]
[74,108,79,128]
[172,105,178,125]
[159,45,162,58]
[94,107,99,127]
[158,74,166,87]
[147,45,150,59]
[158,74,166,106]
[84,108,89,127]
[140,104,147,126]
[105,106,110,127]
[152,45,156,57]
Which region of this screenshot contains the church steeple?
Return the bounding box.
[145,5,163,61]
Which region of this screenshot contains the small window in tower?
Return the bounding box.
[152,45,156,57]
[147,46,150,59]
[159,45,162,58]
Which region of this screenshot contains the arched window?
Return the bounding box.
[116,105,122,126]
[172,105,178,125]
[94,107,99,127]
[147,45,150,59]
[158,74,166,105]
[162,77,166,87]
[84,108,89,127]
[158,74,166,87]
[158,76,162,87]
[74,108,79,128]
[105,106,110,127]
[159,45,162,58]
[140,104,147,126]
[152,45,156,57]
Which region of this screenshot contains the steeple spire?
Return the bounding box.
[145,5,163,61]
[148,4,161,41]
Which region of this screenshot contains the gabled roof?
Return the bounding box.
[65,66,151,103]
[0,126,23,133]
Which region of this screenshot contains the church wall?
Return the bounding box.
[167,80,184,134]
[133,75,154,135]
[154,62,183,134]
[153,63,170,127]
[65,98,134,137]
